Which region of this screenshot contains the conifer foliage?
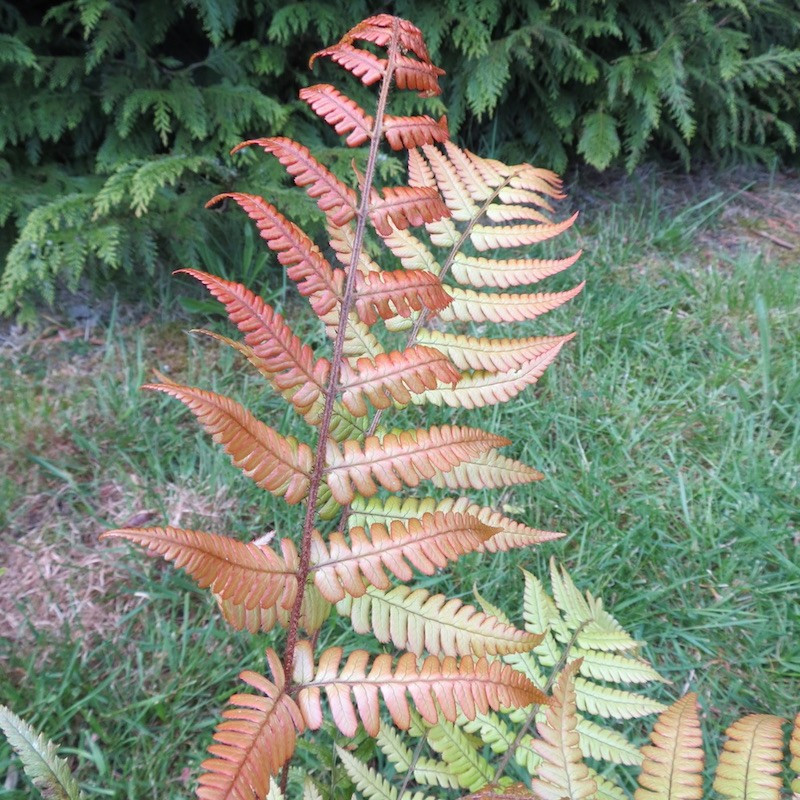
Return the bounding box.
[102,13,584,799]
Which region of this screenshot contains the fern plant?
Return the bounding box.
[101,13,587,798]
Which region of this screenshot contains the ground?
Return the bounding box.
[1,167,798,797]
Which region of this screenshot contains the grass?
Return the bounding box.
[1,169,798,797]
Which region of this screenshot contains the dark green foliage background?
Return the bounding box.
[2,0,799,313]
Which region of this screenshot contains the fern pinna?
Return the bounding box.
[103,15,584,799]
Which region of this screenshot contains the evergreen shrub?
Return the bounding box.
[2,0,798,314]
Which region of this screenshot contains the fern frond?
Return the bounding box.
[415,330,571,374]
[337,584,545,659]
[378,223,441,274]
[635,693,704,800]
[311,512,497,602]
[292,642,544,737]
[324,425,509,504]
[469,217,579,251]
[197,665,304,800]
[438,284,585,323]
[232,137,356,225]
[0,705,84,800]
[144,383,313,503]
[299,84,372,147]
[337,745,397,800]
[430,450,544,491]
[215,582,330,636]
[353,495,561,553]
[393,55,445,96]
[311,43,386,87]
[384,115,449,150]
[339,346,459,416]
[575,714,642,765]
[571,649,666,685]
[342,15,431,63]
[426,718,493,790]
[208,192,340,315]
[531,660,597,800]
[102,527,298,612]
[420,144,479,221]
[353,270,452,325]
[574,679,666,719]
[370,185,450,236]
[448,252,581,289]
[713,714,786,800]
[179,270,329,418]
[415,336,574,409]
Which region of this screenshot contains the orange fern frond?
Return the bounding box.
[292,642,545,737]
[430,450,544,491]
[197,662,304,800]
[531,659,597,800]
[342,14,431,62]
[439,284,585,324]
[434,497,564,552]
[310,511,498,602]
[353,269,451,325]
[144,383,313,503]
[635,693,704,800]
[338,346,460,416]
[324,425,510,503]
[179,270,329,415]
[299,84,372,147]
[232,137,357,226]
[416,336,575,409]
[448,251,582,289]
[338,584,545,658]
[394,54,445,95]
[370,185,450,236]
[102,527,299,613]
[416,330,573,372]
[383,114,449,151]
[713,714,786,800]
[469,213,579,251]
[207,192,340,316]
[311,42,385,86]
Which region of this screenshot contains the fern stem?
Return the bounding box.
[492,621,586,782]
[398,734,427,798]
[281,18,401,687]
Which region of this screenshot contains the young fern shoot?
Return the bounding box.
[102,14,584,799]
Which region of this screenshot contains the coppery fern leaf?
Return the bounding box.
[233,137,356,225]
[384,115,449,151]
[337,584,544,658]
[342,14,431,62]
[349,495,562,554]
[208,192,340,316]
[310,511,498,602]
[292,642,545,737]
[339,346,460,416]
[531,659,597,800]
[198,662,305,800]
[713,714,786,800]
[370,185,450,236]
[102,527,299,613]
[299,84,372,147]
[324,425,510,503]
[311,42,386,86]
[635,693,704,800]
[353,269,451,325]
[145,383,313,503]
[180,270,329,415]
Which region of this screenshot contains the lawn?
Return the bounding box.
[1,169,798,798]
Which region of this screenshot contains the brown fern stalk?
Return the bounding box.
[280,7,402,751]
